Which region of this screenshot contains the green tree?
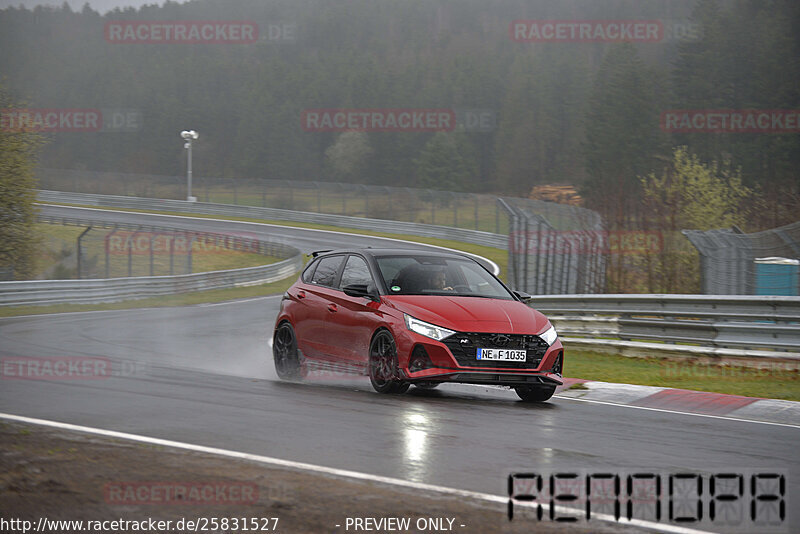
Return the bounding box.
[324,131,373,183]
[640,146,754,292]
[0,86,45,279]
[670,0,800,228]
[583,42,665,223]
[495,49,589,196]
[414,132,477,193]
[583,43,666,292]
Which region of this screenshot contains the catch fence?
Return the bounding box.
[36,168,609,293]
[683,222,800,295]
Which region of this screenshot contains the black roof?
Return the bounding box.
[310,247,474,260]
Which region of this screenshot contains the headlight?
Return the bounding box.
[405,314,455,341]
[540,325,558,346]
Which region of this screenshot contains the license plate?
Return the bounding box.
[476,348,527,361]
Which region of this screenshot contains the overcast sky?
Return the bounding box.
[0,0,188,14]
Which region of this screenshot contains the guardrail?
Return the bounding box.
[0,260,302,307]
[36,190,508,249]
[0,213,304,307]
[24,191,800,360]
[530,294,800,360]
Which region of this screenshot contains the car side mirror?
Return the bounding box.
[513,290,532,302]
[343,283,379,301]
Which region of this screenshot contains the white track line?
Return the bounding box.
[0,412,711,534]
[197,295,283,307]
[40,203,501,275]
[554,395,800,429]
[259,354,798,428]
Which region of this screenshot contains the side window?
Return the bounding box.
[301,260,318,283]
[310,255,344,287]
[339,256,373,288]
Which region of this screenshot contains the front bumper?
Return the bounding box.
[397,330,564,387]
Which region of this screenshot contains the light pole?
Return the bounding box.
[180,129,199,202]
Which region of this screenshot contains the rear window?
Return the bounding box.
[309,255,344,287]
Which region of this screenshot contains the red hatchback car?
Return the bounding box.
[272,249,564,401]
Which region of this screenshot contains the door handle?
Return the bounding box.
[297,290,306,299]
[328,304,338,313]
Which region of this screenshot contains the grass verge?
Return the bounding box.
[38,202,508,278]
[32,222,277,280]
[566,349,799,401]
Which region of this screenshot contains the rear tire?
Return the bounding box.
[514,385,556,402]
[369,330,408,394]
[273,322,306,381]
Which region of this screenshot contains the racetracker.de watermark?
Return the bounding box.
[661,361,798,380]
[104,481,260,505]
[104,20,259,44]
[510,20,663,42]
[661,109,800,133]
[302,109,456,132]
[1,357,146,380]
[0,108,141,132]
[509,230,663,255]
[104,231,263,256]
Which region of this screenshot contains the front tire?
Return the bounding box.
[514,385,556,402]
[369,330,409,394]
[273,322,306,381]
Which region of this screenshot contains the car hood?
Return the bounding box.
[384,295,550,335]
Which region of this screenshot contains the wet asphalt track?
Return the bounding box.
[1,206,798,532]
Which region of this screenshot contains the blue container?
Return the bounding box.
[754,257,799,296]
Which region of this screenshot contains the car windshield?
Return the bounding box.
[375,255,514,299]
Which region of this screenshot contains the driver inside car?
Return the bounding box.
[429,269,453,291]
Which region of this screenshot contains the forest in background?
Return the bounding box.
[1,0,798,290]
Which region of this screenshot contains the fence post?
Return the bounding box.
[105,227,119,279]
[187,232,193,274]
[522,214,530,293]
[128,229,137,277]
[150,233,156,276]
[76,226,92,279]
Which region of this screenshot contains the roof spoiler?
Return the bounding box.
[311,249,333,258]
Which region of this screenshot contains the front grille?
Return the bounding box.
[442,333,548,369]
